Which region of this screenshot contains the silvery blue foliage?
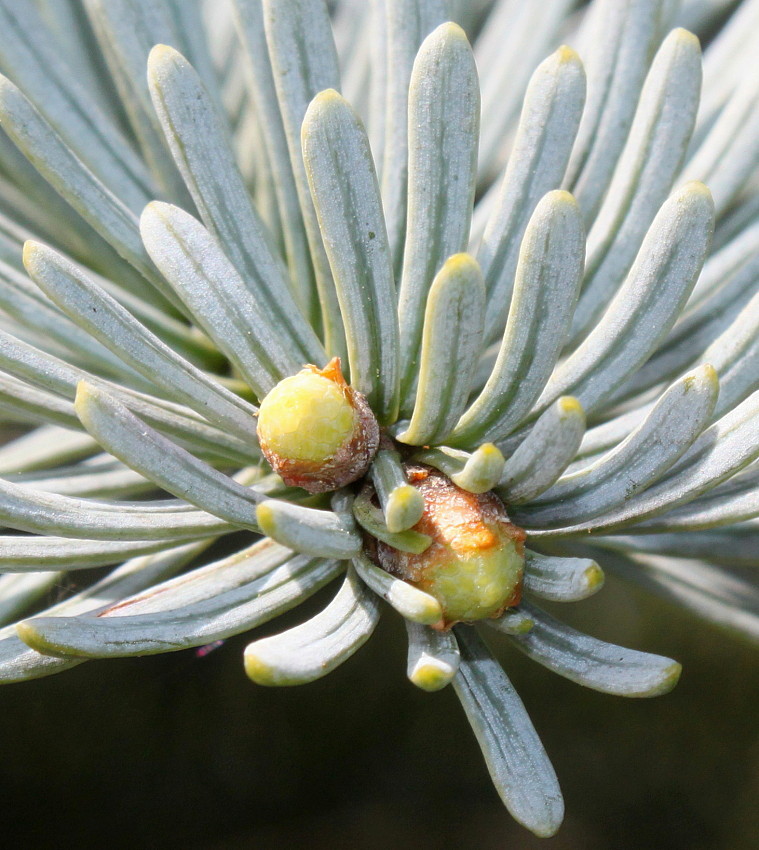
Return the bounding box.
[0,0,755,836]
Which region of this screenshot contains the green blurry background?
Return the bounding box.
[2,572,757,849]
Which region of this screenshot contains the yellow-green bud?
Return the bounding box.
[257,358,380,493]
[373,464,525,629]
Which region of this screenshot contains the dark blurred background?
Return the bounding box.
[2,572,757,849]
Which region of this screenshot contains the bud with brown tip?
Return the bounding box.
[374,464,525,629]
[256,358,380,494]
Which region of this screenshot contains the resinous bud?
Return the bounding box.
[374,464,525,629]
[256,357,380,494]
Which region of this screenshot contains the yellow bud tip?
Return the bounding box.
[670,27,700,47]
[442,252,479,276]
[661,662,683,694]
[140,199,170,226]
[535,822,562,840]
[455,443,506,493]
[313,87,342,106]
[478,443,503,461]
[555,44,579,64]
[412,596,444,626]
[386,485,425,533]
[700,363,718,384]
[304,90,350,140]
[584,563,605,591]
[15,621,36,645]
[15,621,67,657]
[147,45,182,78]
[437,21,468,43]
[411,664,453,692]
[149,43,174,59]
[255,502,277,536]
[681,180,713,201]
[558,395,583,416]
[74,380,95,406]
[548,188,579,208]
[243,651,277,686]
[21,240,39,269]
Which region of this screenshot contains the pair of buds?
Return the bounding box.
[256,359,525,629]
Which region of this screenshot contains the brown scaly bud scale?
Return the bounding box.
[373,464,526,629]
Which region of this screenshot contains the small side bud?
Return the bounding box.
[257,358,380,494]
[373,465,525,629]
